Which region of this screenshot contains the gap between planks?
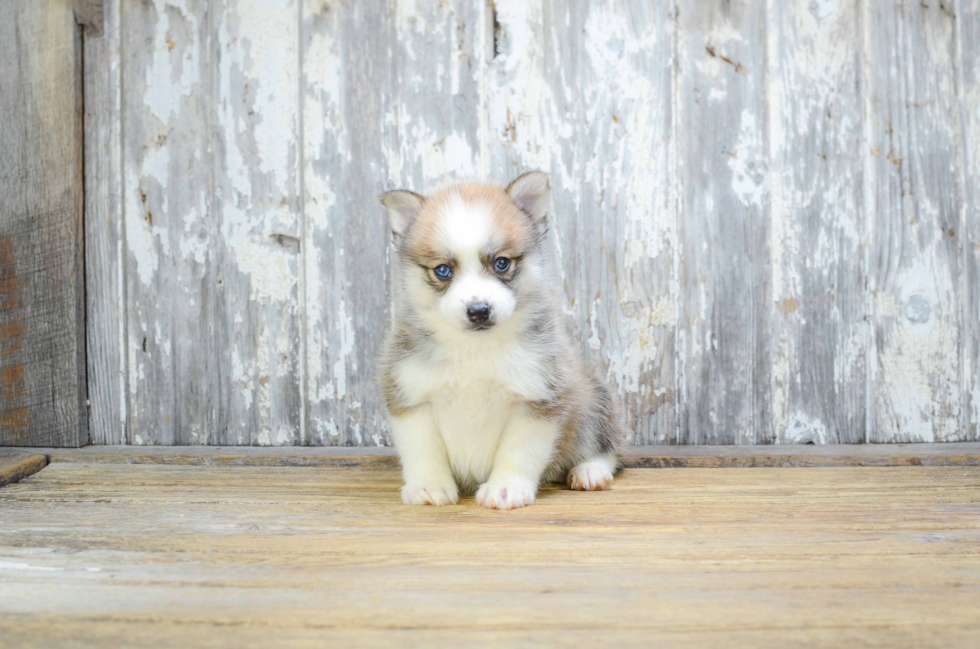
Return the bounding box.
[5,442,979,469]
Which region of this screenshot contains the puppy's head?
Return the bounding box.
[382,172,550,334]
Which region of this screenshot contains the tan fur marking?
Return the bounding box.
[404,184,534,259]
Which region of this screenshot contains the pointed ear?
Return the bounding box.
[380,190,425,239]
[506,171,550,224]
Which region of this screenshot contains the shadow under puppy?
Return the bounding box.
[378,172,626,509]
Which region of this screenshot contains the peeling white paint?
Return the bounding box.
[232,347,254,411]
[728,108,768,208]
[97,0,977,448]
[607,293,674,395]
[781,412,831,444]
[332,294,356,401]
[143,1,200,124]
[232,241,297,303]
[809,0,841,23]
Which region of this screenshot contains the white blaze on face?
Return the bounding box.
[435,194,517,330]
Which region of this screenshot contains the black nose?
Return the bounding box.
[466,302,491,325]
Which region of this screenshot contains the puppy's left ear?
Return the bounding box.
[380,190,425,242]
[506,171,550,226]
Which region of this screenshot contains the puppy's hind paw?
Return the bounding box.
[401,483,459,506]
[568,458,614,491]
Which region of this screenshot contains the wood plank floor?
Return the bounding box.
[13,441,980,468]
[1,462,978,647]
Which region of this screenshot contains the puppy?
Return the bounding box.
[378,172,626,509]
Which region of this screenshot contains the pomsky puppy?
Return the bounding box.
[378,172,626,509]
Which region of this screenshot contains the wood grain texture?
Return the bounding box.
[767,1,866,444]
[0,0,87,447]
[212,0,302,445]
[83,1,979,446]
[11,441,980,469]
[1,463,978,647]
[865,1,965,442]
[84,0,125,445]
[0,450,47,486]
[121,0,215,445]
[960,0,980,441]
[675,2,771,444]
[302,0,392,446]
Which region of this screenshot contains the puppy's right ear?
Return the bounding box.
[380,190,425,241]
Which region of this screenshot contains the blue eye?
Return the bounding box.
[493,257,511,273]
[434,264,453,280]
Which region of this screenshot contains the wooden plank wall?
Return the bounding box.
[964,1,980,442]
[85,0,980,446]
[0,0,87,447]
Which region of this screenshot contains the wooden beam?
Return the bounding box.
[0,0,88,447]
[83,0,123,444]
[0,450,47,486]
[8,442,979,468]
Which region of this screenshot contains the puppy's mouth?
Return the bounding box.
[467,322,495,332]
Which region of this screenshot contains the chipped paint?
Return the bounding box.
[606,293,674,396]
[143,1,200,124]
[768,0,866,444]
[728,108,768,208]
[781,411,831,444]
[92,0,979,447]
[331,293,355,402]
[958,1,980,440]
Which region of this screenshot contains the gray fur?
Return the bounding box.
[378,176,627,490]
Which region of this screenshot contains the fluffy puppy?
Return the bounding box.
[378,172,626,509]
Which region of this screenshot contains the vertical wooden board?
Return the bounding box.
[486,0,676,444]
[767,1,866,444]
[388,1,487,190]
[483,0,545,181]
[0,0,87,447]
[675,2,771,444]
[865,1,963,442]
[121,0,214,444]
[302,1,391,445]
[212,0,302,445]
[85,0,126,445]
[960,0,980,441]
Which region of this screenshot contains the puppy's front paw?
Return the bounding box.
[476,478,536,510]
[401,483,459,506]
[568,458,614,491]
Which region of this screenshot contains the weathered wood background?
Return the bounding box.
[0,0,87,447]
[84,0,980,446]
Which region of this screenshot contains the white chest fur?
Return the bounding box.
[432,381,513,487]
[395,335,551,488]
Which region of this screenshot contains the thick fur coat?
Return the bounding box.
[378,172,626,509]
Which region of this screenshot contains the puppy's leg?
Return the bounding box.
[390,406,458,506]
[568,381,623,491]
[476,415,559,510]
[568,453,617,491]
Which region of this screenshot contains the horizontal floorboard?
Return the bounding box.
[9,442,980,469]
[0,462,978,647]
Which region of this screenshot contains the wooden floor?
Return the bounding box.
[1,462,979,648]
